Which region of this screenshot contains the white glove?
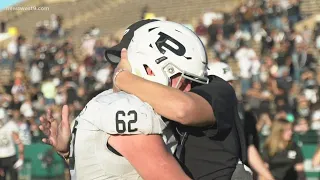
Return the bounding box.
[13,159,24,170]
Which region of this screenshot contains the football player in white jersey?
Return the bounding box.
[0,108,24,180]
[39,19,208,180]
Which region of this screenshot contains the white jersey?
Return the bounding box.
[0,121,19,158]
[70,89,177,180]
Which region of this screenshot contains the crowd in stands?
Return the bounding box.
[194,0,320,137]
[0,0,320,178]
[0,13,116,146]
[35,14,64,40]
[192,0,320,178]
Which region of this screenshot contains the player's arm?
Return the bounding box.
[108,134,191,180]
[115,70,214,126]
[12,132,24,160]
[247,145,274,180]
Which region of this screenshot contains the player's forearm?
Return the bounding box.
[116,71,197,125]
[116,71,214,126]
[248,145,274,180]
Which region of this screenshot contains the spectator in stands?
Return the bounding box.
[7,37,18,61]
[260,28,274,55]
[40,76,57,106]
[274,67,294,101]
[89,26,100,37]
[234,23,251,41]
[237,2,253,34]
[50,14,59,37]
[225,33,240,55]
[95,63,113,89]
[246,82,272,117]
[286,0,302,27]
[263,119,305,180]
[295,96,311,120]
[212,38,231,63]
[11,70,26,97]
[83,68,96,93]
[207,18,221,47]
[81,33,96,57]
[195,18,208,46]
[0,86,11,109]
[301,71,318,104]
[251,5,264,36]
[62,38,76,59]
[16,115,32,146]
[294,118,309,134]
[29,61,42,86]
[235,40,257,96]
[257,112,273,137]
[64,80,78,118]
[265,0,283,30]
[0,51,13,69]
[94,39,106,64]
[260,56,277,83]
[292,45,317,81]
[19,95,34,121]
[141,5,150,19]
[0,108,24,180]
[222,13,235,39]
[141,5,155,20]
[302,26,313,45]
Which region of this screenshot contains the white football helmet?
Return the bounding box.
[127,21,208,86]
[207,62,236,82]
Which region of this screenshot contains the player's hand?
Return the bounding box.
[39,105,71,155]
[13,159,24,170]
[113,48,132,92]
[116,48,132,72]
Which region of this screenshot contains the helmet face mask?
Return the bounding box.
[127,21,209,87]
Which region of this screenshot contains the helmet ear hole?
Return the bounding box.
[143,65,155,76]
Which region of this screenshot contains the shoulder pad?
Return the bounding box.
[78,90,166,134]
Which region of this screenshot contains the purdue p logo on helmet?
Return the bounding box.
[105,20,209,86]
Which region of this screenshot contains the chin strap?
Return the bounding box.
[174,74,184,89]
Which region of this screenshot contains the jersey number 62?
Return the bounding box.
[115,110,138,133]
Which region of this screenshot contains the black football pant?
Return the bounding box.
[0,155,18,180]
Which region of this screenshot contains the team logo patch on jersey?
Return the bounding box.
[288,150,297,159]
